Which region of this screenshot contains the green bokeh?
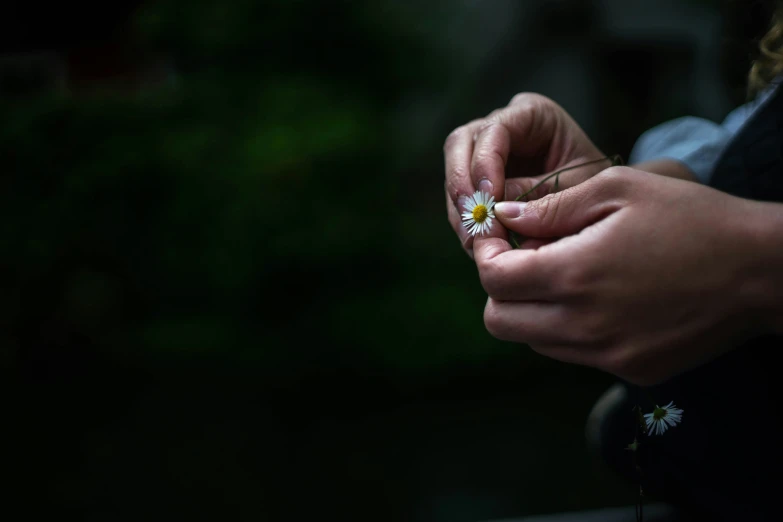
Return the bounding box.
[4,1,740,519]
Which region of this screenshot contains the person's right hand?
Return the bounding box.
[444,93,609,257]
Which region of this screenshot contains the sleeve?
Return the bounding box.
[628,86,778,184]
[628,116,733,184]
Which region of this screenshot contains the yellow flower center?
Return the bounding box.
[472,204,488,223]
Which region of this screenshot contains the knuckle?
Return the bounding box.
[476,118,504,140]
[534,191,564,229]
[557,263,590,296]
[509,93,526,105]
[596,166,631,190]
[443,126,468,151]
[484,109,503,123]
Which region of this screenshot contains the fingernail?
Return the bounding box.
[457,195,470,212]
[478,178,494,194]
[494,201,525,218]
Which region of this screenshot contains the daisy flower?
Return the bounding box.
[461,191,496,236]
[644,401,683,436]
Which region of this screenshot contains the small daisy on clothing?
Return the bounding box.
[461,191,496,236]
[644,401,683,436]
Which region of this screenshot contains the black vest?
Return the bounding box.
[641,85,783,520]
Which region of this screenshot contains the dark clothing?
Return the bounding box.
[619,82,783,521]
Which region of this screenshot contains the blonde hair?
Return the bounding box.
[748,5,783,97]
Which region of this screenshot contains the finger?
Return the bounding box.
[494,167,630,239]
[446,188,474,257]
[473,237,562,301]
[444,119,484,207]
[484,298,576,345]
[471,121,510,202]
[500,94,577,170]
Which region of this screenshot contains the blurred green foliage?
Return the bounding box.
[5,2,714,519]
[0,0,527,376]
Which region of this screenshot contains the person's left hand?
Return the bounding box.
[475,166,769,386]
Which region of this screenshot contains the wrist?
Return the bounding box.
[738,199,783,335]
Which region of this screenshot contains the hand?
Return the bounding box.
[474,166,767,386]
[444,93,607,258]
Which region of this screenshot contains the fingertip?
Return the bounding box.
[477,178,494,195]
[472,222,510,263]
[494,201,525,219]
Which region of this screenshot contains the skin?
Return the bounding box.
[444,93,783,386]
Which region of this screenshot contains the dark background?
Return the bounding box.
[0,1,774,520]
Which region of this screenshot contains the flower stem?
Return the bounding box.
[631,405,645,522]
[513,154,622,203]
[510,154,623,249]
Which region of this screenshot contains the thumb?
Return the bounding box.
[494,169,627,238]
